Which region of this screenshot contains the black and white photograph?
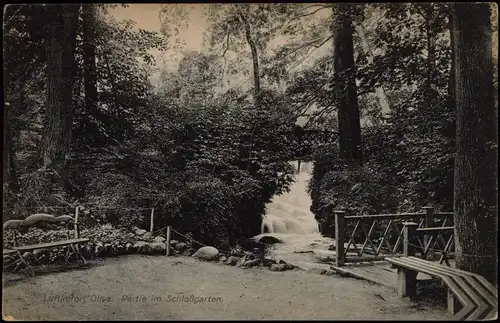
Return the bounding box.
[2,2,498,320]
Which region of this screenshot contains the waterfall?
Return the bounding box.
[254,161,336,270]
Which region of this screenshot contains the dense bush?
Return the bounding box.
[310,98,455,237]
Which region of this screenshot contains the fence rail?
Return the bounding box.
[334,206,455,267]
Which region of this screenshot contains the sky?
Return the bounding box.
[109,4,332,90]
[110,4,210,85]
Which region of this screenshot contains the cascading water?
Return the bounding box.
[253,161,337,270]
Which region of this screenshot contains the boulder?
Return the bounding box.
[258,236,282,244]
[143,232,153,240]
[149,242,167,254]
[170,239,178,246]
[230,249,245,257]
[219,255,227,263]
[270,263,295,272]
[226,256,240,266]
[135,229,147,236]
[240,239,267,251]
[236,256,248,267]
[244,259,260,268]
[154,236,166,243]
[262,258,277,267]
[269,264,286,272]
[133,241,148,252]
[192,246,219,261]
[125,243,133,252]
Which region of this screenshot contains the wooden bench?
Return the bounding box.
[386,256,498,321]
[3,213,89,276]
[386,222,497,321]
[4,238,90,276]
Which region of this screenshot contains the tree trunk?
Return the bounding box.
[331,4,362,162]
[425,5,436,112]
[452,3,498,284]
[3,104,18,190]
[239,11,261,99]
[82,4,98,115]
[40,4,79,179]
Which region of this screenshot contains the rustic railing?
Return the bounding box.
[333,207,454,267]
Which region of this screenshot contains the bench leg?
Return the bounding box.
[65,244,87,266]
[10,252,35,276]
[397,268,417,297]
[447,288,461,315]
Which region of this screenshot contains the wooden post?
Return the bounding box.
[447,288,461,315]
[166,226,171,256]
[403,222,418,257]
[74,206,80,239]
[150,208,155,233]
[422,206,434,259]
[399,222,418,297]
[334,211,346,267]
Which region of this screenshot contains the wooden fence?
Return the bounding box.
[333,207,454,267]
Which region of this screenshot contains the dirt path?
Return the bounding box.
[2,255,450,320]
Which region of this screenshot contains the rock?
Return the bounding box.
[192,246,219,261]
[328,244,335,251]
[170,239,178,246]
[125,243,133,252]
[181,249,192,256]
[240,239,267,251]
[149,242,167,254]
[226,256,240,266]
[236,256,248,267]
[219,256,227,263]
[258,236,282,244]
[278,259,287,265]
[231,249,245,257]
[133,241,148,252]
[310,243,318,247]
[244,259,260,268]
[262,258,277,267]
[143,232,153,240]
[243,251,255,260]
[269,264,287,272]
[154,236,166,243]
[135,229,147,236]
[270,263,294,271]
[175,242,187,251]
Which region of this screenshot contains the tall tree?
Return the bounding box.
[40,4,80,182]
[82,4,98,115]
[331,4,362,162]
[452,3,498,284]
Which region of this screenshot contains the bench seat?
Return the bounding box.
[3,238,90,276]
[386,256,497,321]
[12,238,89,252]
